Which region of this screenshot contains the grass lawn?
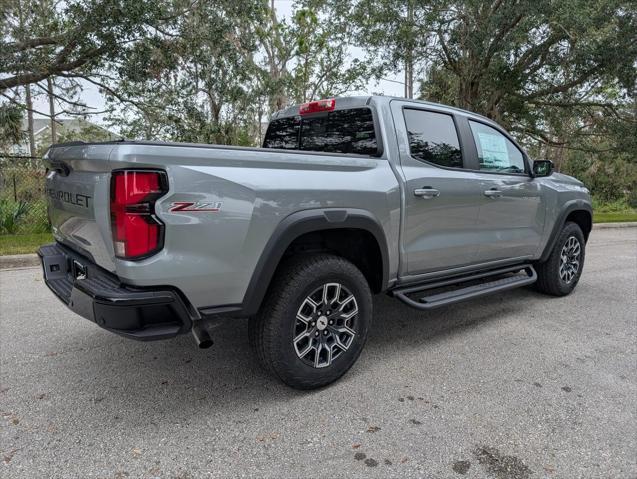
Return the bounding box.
[0,233,53,255]
[594,211,637,223]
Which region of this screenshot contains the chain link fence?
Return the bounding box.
[0,155,49,235]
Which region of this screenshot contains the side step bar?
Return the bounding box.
[392,264,537,311]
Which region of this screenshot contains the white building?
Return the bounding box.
[9,118,117,157]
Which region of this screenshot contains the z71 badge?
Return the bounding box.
[169,201,222,212]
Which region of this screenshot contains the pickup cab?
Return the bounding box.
[39,96,592,389]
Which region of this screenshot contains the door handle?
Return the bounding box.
[484,189,503,198]
[414,187,440,199]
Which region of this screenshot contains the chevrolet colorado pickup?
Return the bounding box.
[39,96,592,389]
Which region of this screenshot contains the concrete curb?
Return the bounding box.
[0,222,635,270]
[0,253,40,270]
[592,222,637,229]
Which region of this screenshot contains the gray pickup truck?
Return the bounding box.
[39,96,592,389]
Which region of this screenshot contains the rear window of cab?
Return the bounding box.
[263,108,379,156]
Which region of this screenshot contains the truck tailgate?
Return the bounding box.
[44,144,116,271]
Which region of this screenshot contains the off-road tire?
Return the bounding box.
[249,254,372,390]
[535,221,586,296]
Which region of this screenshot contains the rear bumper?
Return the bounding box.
[38,243,194,341]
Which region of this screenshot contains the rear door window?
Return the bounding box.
[403,109,463,168]
[263,108,378,155]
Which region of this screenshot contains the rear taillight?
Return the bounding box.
[299,98,335,115]
[110,170,168,260]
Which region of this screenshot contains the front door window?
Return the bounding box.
[469,121,525,174]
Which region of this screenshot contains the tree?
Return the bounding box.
[104,0,371,144]
[0,0,184,145]
[285,6,369,104]
[319,0,433,98]
[419,0,636,151]
[0,0,175,91]
[103,0,266,144]
[256,0,294,113]
[0,103,23,150]
[253,1,369,116]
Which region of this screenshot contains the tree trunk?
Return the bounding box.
[404,1,414,99]
[24,84,36,156]
[47,77,57,143]
[17,0,36,155]
[268,0,288,112]
[404,58,414,99]
[458,77,480,113]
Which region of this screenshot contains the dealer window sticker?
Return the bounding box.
[477,132,509,168]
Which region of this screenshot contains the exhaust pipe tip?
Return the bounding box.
[191,322,213,349]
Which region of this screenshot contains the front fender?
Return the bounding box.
[540,199,593,262]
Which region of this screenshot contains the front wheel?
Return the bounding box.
[535,221,586,296]
[249,254,372,389]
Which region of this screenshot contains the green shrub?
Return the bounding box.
[562,151,636,203]
[0,163,49,234]
[593,198,628,213]
[0,199,29,234]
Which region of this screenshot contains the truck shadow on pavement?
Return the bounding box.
[46,286,539,417]
[366,288,535,351]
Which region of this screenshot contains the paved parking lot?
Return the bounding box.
[1,228,636,479]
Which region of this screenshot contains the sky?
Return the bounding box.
[31,1,406,128]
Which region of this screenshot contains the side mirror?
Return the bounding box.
[532,159,554,178]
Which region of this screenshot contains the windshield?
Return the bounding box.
[263,107,379,156]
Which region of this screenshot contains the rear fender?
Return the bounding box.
[202,208,389,318]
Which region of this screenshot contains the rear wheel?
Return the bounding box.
[535,222,586,296]
[249,254,372,389]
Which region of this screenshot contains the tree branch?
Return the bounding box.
[481,13,524,71]
[519,65,602,100]
[436,30,459,74]
[3,36,63,52]
[0,46,108,91]
[59,73,149,113]
[33,82,95,110]
[514,126,621,153]
[0,91,64,125]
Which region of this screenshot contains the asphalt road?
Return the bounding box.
[1,228,636,479]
